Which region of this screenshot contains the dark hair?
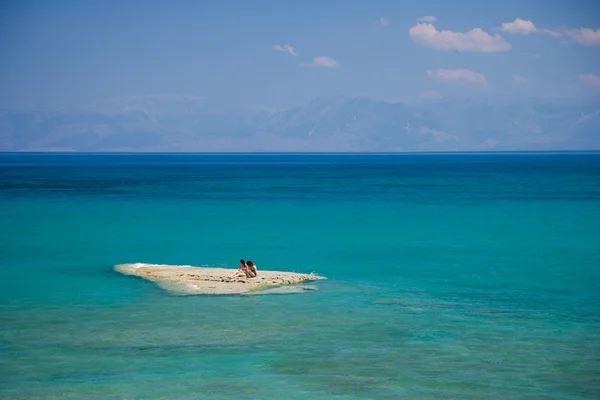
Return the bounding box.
[246,260,254,267]
[240,259,245,264]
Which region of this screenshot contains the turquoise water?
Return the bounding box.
[1,153,599,399]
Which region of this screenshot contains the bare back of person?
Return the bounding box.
[246,260,257,278]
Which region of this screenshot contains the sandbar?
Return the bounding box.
[114,263,326,295]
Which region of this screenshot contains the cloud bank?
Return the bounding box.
[500,18,600,46]
[564,28,600,46]
[409,23,511,52]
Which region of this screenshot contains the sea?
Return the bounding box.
[0,152,599,400]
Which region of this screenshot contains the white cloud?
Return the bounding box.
[513,75,528,84]
[500,18,537,34]
[539,27,600,45]
[409,23,511,52]
[563,28,600,46]
[499,19,600,45]
[427,69,488,86]
[540,29,562,38]
[273,44,297,56]
[379,17,390,26]
[579,73,600,87]
[303,56,341,69]
[417,16,437,23]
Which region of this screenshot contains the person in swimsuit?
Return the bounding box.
[230,259,249,278]
[246,260,258,278]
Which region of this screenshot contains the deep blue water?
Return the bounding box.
[1,152,599,399]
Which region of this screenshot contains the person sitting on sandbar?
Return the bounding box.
[246,260,258,277]
[230,259,249,278]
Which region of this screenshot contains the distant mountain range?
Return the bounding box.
[1,94,599,152]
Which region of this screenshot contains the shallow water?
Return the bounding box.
[1,153,599,399]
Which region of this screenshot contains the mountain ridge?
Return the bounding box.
[1,95,599,152]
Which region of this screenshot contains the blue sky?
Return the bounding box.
[1,0,599,110]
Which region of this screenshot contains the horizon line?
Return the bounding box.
[2,150,600,155]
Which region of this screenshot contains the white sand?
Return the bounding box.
[114,263,326,295]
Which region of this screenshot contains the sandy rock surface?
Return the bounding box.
[115,263,325,295]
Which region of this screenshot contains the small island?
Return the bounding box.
[114,263,326,295]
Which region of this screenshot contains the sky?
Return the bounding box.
[0,0,599,110]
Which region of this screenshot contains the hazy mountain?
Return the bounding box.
[1,95,599,152]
